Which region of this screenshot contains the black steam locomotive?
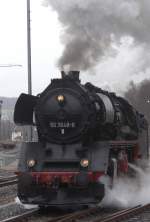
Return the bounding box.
[14,71,149,206]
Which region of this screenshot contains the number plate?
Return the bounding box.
[49,122,76,128]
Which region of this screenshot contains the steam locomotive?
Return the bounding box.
[14,71,149,206]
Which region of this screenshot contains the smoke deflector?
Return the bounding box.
[14,93,38,125]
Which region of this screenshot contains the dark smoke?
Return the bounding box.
[44,0,150,71]
[125,79,150,123]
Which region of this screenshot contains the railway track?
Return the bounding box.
[1,203,150,222]
[46,203,150,222]
[0,175,18,205]
[0,176,18,187]
[0,206,113,222]
[98,204,150,222]
[46,206,129,222]
[0,176,17,182]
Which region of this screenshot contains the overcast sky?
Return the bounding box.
[0,0,62,97]
[0,0,149,97]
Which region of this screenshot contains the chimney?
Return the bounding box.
[61,71,80,82]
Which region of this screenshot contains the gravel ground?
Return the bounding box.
[0,184,17,205]
[26,213,59,222]
[0,202,65,222]
[0,202,33,221]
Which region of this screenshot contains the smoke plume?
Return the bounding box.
[44,0,150,71]
[125,79,150,123]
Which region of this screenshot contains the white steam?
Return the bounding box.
[15,197,38,209]
[101,162,150,208]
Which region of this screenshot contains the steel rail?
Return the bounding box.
[47,206,102,222]
[92,204,150,222]
[48,204,150,222]
[1,200,149,222]
[1,204,148,222]
[0,176,17,182]
[47,205,149,222]
[47,214,74,222]
[0,179,18,187]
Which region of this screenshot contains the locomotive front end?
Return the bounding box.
[14,71,107,206]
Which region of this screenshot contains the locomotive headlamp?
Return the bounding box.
[80,159,89,168]
[27,159,36,168]
[57,95,65,103]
